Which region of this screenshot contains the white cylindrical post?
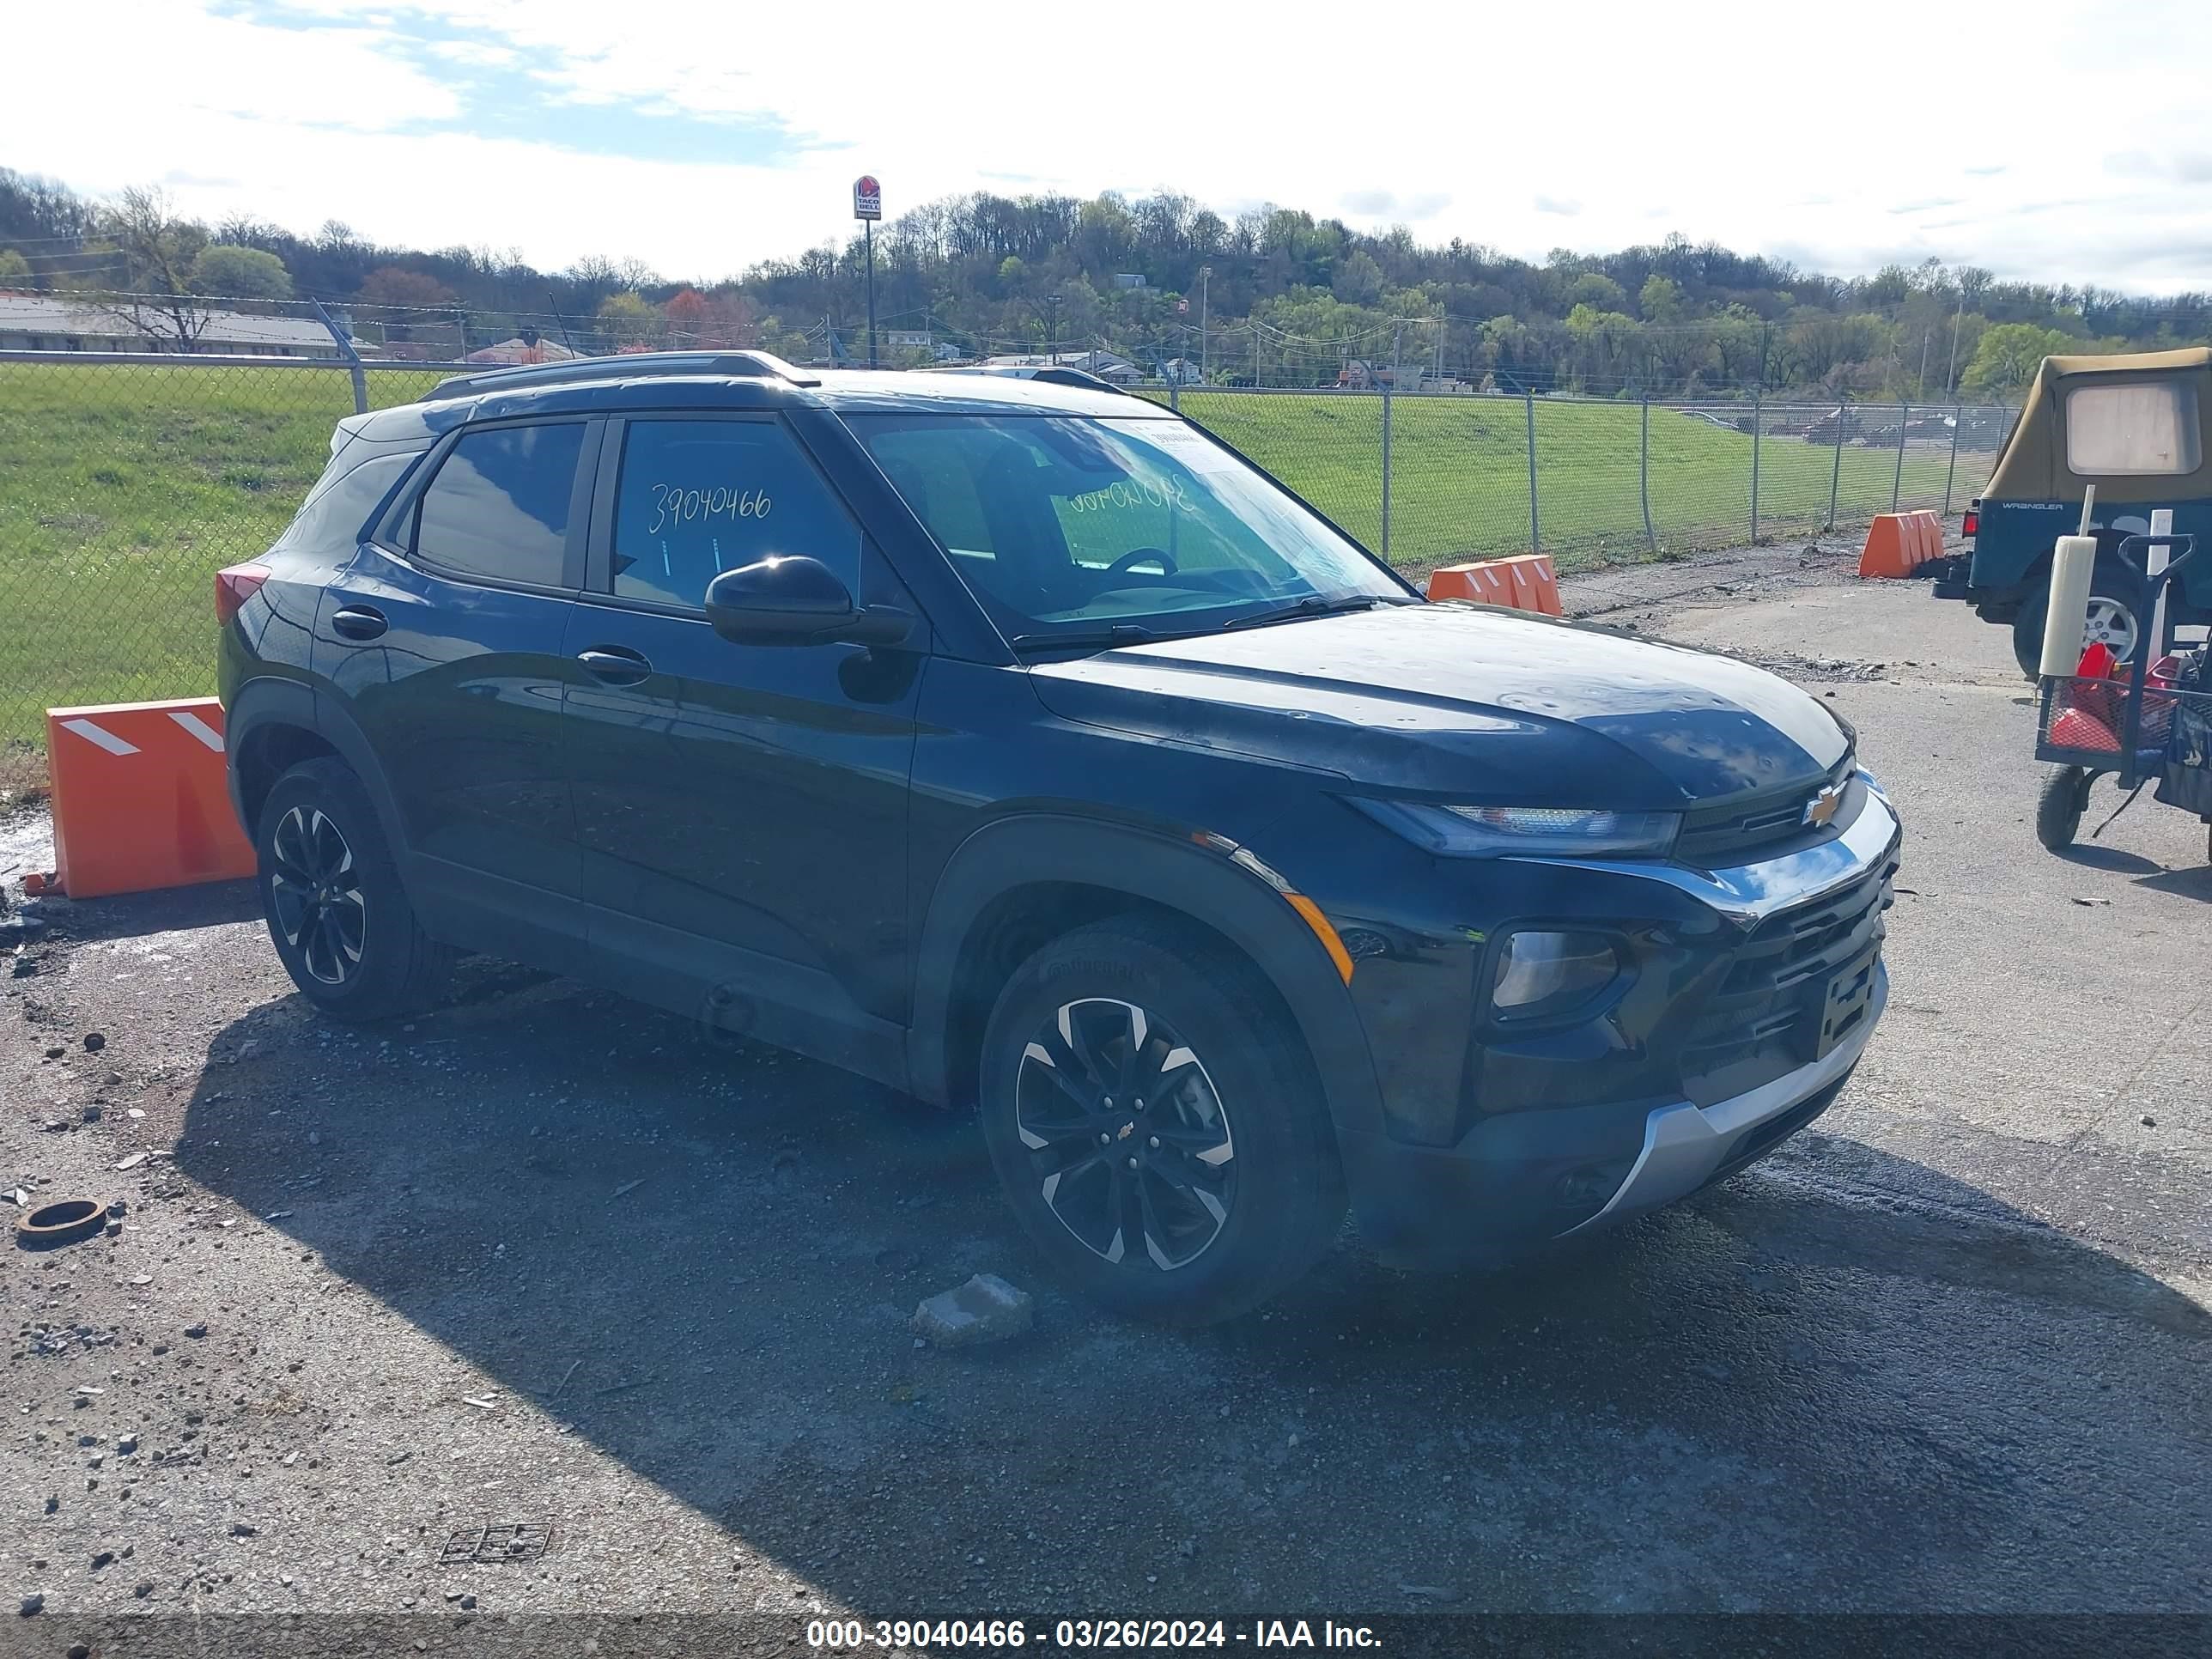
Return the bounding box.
[2147,507,2175,665]
[2041,535,2101,677]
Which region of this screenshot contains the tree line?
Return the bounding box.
[3,167,2205,401]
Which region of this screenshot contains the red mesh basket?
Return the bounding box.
[2036,674,2176,767]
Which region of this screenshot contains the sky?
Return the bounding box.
[6,0,2212,296]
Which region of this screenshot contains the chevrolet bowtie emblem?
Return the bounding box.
[1803,783,1844,828]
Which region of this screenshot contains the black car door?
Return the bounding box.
[319,416,599,970]
[562,411,926,1081]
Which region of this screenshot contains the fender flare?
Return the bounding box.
[224,677,410,860]
[906,812,1385,1138]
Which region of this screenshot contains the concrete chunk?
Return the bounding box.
[910,1274,1033,1348]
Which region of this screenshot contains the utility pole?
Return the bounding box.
[1944,283,1966,397]
[1199,265,1211,384]
[1043,293,1061,365]
[1916,329,1930,402]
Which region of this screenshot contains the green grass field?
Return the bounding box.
[0,362,447,763]
[0,362,1996,763]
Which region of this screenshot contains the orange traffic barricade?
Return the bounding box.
[1427,553,1562,616]
[45,697,256,899]
[1857,514,1919,579]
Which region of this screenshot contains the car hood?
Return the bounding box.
[1027,603,1849,809]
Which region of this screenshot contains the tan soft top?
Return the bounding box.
[1984,347,2212,503]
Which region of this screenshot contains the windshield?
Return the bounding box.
[848,413,1407,643]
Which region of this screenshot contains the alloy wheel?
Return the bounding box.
[2084,595,2140,660]
[269,805,367,987]
[1013,998,1236,1272]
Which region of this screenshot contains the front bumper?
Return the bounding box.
[1561,957,1884,1233]
[1336,786,1899,1269]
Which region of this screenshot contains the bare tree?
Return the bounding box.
[81,185,212,349]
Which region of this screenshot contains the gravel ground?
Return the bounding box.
[3,541,2209,1653]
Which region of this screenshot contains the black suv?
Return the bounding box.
[219,351,1899,1323]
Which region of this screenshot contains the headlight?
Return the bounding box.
[1490,930,1621,1022]
[1346,799,1680,859]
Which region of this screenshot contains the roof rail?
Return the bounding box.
[939,364,1127,395]
[424,349,820,402]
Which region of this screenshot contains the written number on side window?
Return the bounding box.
[649,483,772,536]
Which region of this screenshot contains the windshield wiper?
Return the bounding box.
[1219,594,1395,632]
[1008,623,1182,656]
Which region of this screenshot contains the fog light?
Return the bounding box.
[1491,931,1620,1023]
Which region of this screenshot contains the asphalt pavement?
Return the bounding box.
[3,541,2208,1650]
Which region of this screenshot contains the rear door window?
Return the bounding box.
[608,418,861,609]
[2066,382,2202,476]
[413,422,586,586]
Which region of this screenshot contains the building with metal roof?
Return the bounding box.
[0,292,364,356]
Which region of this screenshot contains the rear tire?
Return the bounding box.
[976,916,1346,1326]
[2035,765,2094,852]
[256,757,451,1022]
[2013,559,2147,680]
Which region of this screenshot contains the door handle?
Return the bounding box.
[577,647,653,686]
[329,605,387,641]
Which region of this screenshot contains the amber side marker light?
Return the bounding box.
[1192,830,1358,986]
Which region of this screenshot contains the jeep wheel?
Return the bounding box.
[257,757,451,1022]
[977,917,1345,1325]
[2014,562,2146,680]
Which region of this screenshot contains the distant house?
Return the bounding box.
[0,292,368,356]
[464,335,583,366]
[1110,273,1150,292]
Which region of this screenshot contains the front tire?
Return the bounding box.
[976,917,1346,1326]
[2013,559,2146,680]
[256,757,451,1022]
[2035,766,2095,851]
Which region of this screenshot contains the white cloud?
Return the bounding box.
[3,0,2210,294]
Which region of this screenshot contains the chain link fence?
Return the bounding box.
[0,353,465,785]
[0,349,2014,784]
[1164,385,2013,570]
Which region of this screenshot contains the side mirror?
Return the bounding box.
[702,556,914,647]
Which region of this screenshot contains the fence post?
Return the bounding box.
[1380,384,1393,562]
[1942,404,1962,518]
[1749,390,1763,545]
[1891,399,1908,511]
[1640,395,1656,553]
[1524,390,1540,553]
[1827,401,1845,530]
[1169,380,1179,416]
[308,295,368,416]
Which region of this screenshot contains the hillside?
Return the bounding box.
[4,167,2208,406]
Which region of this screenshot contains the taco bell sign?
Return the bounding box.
[853,175,882,222]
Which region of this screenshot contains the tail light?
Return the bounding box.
[215,563,270,627]
[1961,500,1979,539]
